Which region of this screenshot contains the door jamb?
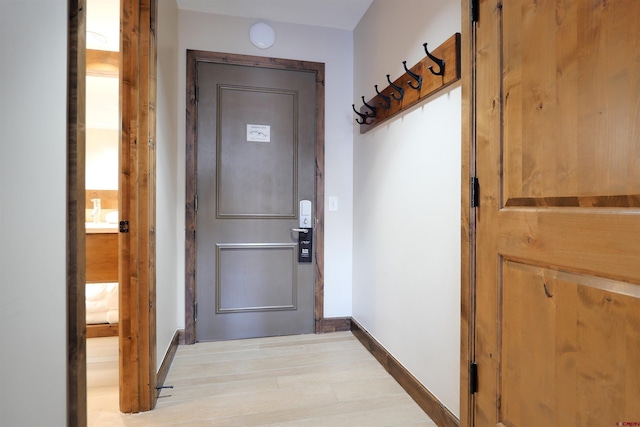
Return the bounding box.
[119,0,158,413]
[460,0,476,426]
[67,1,87,425]
[183,51,326,344]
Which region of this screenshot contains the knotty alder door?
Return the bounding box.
[195,61,317,341]
[473,1,640,426]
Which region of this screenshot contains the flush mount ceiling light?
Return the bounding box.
[249,22,275,49]
[86,30,107,45]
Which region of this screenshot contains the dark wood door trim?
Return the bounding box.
[184,51,326,344]
[67,1,87,426]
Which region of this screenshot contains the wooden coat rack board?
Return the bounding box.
[354,33,461,133]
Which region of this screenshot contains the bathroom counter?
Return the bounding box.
[86,222,118,234]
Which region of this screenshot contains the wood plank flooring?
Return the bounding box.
[88,331,437,426]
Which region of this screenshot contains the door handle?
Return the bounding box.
[291,228,308,233]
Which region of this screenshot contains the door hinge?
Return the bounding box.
[194,301,198,322]
[195,194,198,212]
[471,177,480,208]
[469,362,478,394]
[119,220,129,233]
[195,86,199,103]
[471,0,479,23]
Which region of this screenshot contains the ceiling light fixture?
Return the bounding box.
[249,22,275,49]
[86,30,108,45]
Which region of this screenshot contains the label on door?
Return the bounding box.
[246,124,270,142]
[298,228,312,263]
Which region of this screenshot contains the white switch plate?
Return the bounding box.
[328,196,338,212]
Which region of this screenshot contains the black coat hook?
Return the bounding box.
[402,61,422,90]
[375,85,391,109]
[423,42,445,76]
[352,104,371,125]
[361,96,377,117]
[386,74,404,101]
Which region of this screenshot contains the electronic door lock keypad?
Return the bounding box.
[298,228,312,263]
[297,200,313,263]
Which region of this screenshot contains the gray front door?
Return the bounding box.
[195,61,316,341]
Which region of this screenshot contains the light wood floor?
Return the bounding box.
[88,331,437,426]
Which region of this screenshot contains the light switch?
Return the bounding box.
[329,196,338,212]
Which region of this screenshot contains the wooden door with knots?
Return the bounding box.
[471,0,640,425]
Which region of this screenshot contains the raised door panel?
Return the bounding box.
[501,261,640,426]
[502,0,640,202]
[217,86,297,218]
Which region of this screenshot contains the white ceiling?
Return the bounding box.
[176,0,373,31]
[86,0,374,51]
[86,0,373,130]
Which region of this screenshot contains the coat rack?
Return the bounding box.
[353,33,461,133]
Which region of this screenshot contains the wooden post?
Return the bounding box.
[67,0,87,425]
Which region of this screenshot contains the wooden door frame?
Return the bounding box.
[119,0,157,413]
[460,0,475,426]
[67,1,87,425]
[66,0,157,422]
[184,51,326,344]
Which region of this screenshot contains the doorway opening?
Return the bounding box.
[85,0,121,419]
[67,0,158,424]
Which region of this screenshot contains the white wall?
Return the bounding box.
[352,0,461,416]
[175,11,356,326]
[0,0,68,425]
[156,0,180,366]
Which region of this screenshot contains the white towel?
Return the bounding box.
[86,283,119,324]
